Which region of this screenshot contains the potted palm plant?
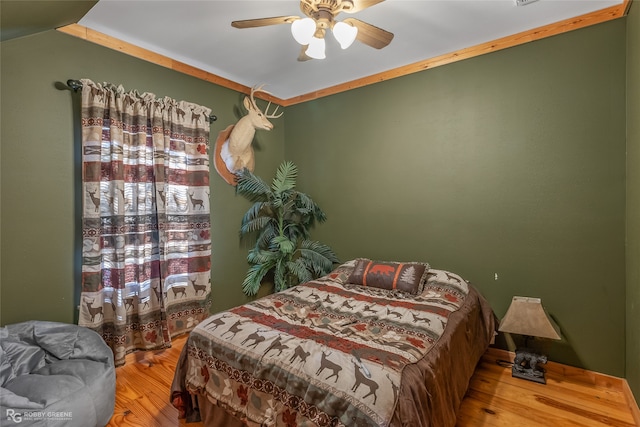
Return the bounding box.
[235,161,339,296]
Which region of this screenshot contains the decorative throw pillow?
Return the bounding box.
[347,258,429,295]
[325,260,358,285]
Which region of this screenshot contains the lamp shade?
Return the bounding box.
[332,21,358,49]
[499,296,561,340]
[291,17,316,45]
[305,36,326,59]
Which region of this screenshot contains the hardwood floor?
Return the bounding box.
[458,348,638,427]
[107,335,638,427]
[107,335,202,427]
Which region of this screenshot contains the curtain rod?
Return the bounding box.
[66,79,217,123]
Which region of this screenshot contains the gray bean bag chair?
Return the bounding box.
[0,321,115,426]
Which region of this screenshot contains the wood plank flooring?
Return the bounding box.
[107,335,201,427]
[458,348,637,427]
[107,335,637,426]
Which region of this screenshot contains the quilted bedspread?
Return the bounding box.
[173,262,475,427]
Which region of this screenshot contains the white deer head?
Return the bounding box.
[220,85,283,174]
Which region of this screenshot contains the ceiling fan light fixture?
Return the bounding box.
[291,17,316,45]
[305,36,326,59]
[332,21,358,49]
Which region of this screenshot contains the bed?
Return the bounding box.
[171,259,497,427]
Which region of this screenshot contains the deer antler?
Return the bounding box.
[250,85,284,119]
[265,101,283,118]
[249,84,267,109]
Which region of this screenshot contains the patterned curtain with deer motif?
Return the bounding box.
[78,79,212,366]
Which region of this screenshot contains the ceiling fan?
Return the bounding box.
[231,0,394,61]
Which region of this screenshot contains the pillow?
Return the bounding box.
[347,259,429,295]
[324,260,358,285]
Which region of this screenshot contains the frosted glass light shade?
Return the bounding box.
[305,36,326,59]
[291,18,316,45]
[333,21,358,49]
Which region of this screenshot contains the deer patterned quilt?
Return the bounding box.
[171,261,493,427]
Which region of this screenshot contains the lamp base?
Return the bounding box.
[511,347,548,384]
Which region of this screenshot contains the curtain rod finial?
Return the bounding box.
[67,79,82,92]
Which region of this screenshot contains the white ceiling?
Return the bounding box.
[78,0,622,100]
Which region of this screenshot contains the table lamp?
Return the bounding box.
[498,296,561,384]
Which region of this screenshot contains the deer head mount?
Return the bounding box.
[214,85,283,185]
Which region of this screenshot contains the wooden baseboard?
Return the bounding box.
[486,347,627,389]
[623,379,640,426]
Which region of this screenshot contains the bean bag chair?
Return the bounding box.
[0,321,115,426]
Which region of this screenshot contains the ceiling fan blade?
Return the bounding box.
[297,46,313,62]
[343,17,393,49]
[344,0,386,14]
[231,16,299,29]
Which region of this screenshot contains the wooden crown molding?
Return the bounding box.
[56,24,280,105]
[57,0,631,107]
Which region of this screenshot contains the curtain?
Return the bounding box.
[78,79,212,366]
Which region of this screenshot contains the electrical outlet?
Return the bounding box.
[494,273,499,281]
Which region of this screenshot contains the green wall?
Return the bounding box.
[626,1,640,402]
[0,30,285,324]
[285,21,627,377]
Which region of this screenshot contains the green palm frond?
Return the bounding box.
[296,192,327,223]
[242,262,274,296]
[287,258,314,284]
[237,161,339,296]
[298,240,339,276]
[236,168,272,202]
[241,202,268,223]
[256,227,278,250]
[282,220,307,242]
[273,235,295,254]
[247,248,278,265]
[272,161,297,194]
[300,239,340,259]
[240,215,274,236]
[273,259,288,292]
